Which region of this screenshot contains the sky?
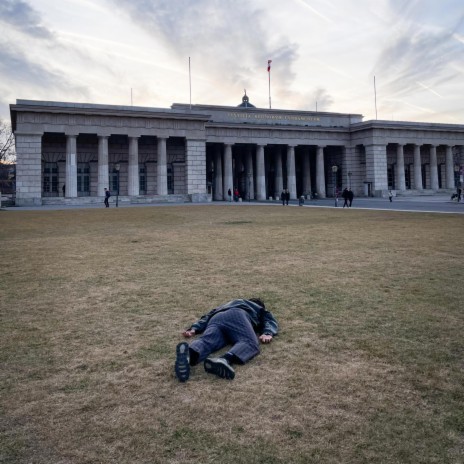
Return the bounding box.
[1,0,463,124]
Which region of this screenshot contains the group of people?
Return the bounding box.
[175,298,278,382]
[227,188,241,202]
[341,188,354,208]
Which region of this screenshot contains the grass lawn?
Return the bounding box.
[1,204,463,464]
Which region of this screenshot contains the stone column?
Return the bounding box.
[97,136,109,196]
[185,138,207,201]
[127,137,140,196]
[213,145,223,200]
[223,144,233,200]
[66,135,78,198]
[364,144,388,194]
[430,145,439,190]
[287,145,297,199]
[396,144,406,191]
[302,148,311,196]
[316,145,326,198]
[445,145,455,189]
[235,152,243,191]
[14,132,43,206]
[413,144,423,190]
[157,137,168,195]
[274,149,283,197]
[256,144,266,200]
[245,148,254,200]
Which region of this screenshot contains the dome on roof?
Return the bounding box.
[237,90,256,108]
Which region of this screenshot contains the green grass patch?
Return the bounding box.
[0,205,463,463]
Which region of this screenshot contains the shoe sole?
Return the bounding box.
[204,359,235,380]
[175,342,190,382]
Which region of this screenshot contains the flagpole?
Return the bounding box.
[267,60,272,109]
[374,75,378,120]
[189,57,192,110]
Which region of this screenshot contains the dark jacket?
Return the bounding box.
[189,299,279,336]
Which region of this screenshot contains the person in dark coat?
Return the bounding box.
[280,189,286,205]
[104,188,111,207]
[175,298,278,381]
[342,188,349,208]
[285,189,290,205]
[348,188,354,207]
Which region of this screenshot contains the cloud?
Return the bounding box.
[0,46,66,88]
[0,41,91,117]
[0,0,54,39]
[109,0,302,106]
[294,0,333,23]
[373,3,464,100]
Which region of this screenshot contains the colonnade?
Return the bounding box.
[394,143,457,191]
[211,143,329,201]
[52,136,462,200]
[63,134,170,198]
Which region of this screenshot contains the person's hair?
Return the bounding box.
[249,298,265,308]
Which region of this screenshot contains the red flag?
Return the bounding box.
[267,59,272,72]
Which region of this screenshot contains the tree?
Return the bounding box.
[0,119,15,195]
[0,119,15,163]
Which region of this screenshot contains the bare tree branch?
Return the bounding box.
[0,119,15,163]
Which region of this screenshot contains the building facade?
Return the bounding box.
[10,97,464,206]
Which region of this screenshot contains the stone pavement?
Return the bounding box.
[1,195,463,214]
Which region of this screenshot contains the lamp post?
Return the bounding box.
[348,171,352,189]
[115,163,120,207]
[332,165,338,207]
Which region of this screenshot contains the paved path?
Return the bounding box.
[2,195,464,214]
[291,195,464,214]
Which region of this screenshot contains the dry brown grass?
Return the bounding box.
[1,204,463,463]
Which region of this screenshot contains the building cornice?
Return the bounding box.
[351,119,464,133]
[10,100,211,132]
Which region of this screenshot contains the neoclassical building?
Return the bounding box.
[10,95,464,206]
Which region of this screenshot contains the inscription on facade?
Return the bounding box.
[227,112,321,123]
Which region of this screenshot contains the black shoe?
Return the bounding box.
[175,342,190,382]
[204,357,235,380]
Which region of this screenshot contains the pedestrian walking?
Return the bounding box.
[285,189,290,205]
[348,188,354,207]
[104,188,111,207]
[342,188,349,208]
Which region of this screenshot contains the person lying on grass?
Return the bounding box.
[175,298,278,381]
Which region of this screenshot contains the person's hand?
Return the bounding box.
[259,334,273,344]
[182,329,196,338]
